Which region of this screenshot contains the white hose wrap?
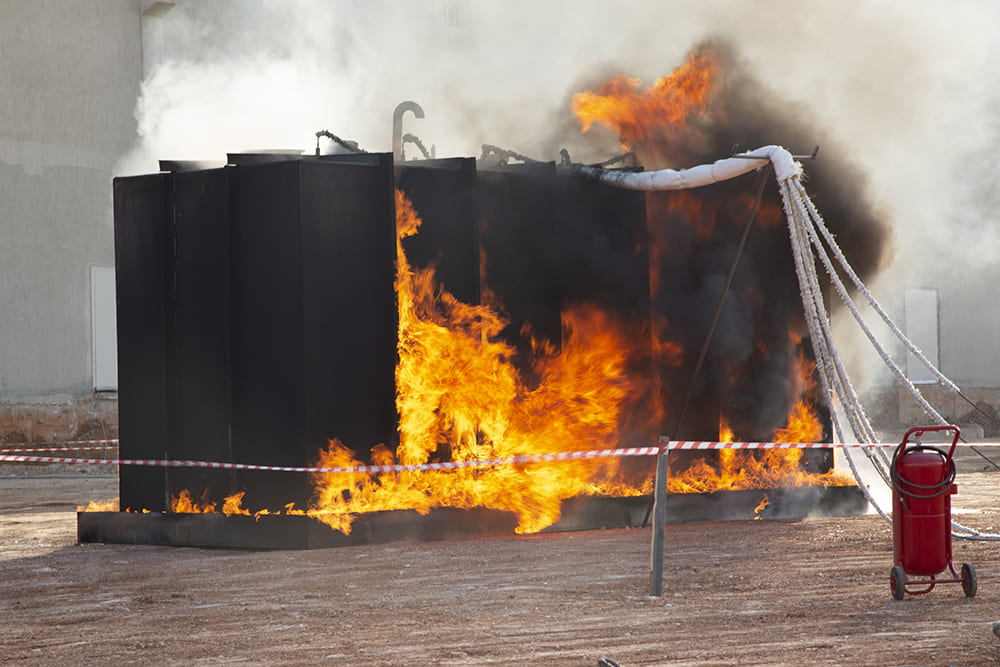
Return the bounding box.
[575,145,802,190]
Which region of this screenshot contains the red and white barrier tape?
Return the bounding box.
[0,445,118,454]
[664,441,880,450]
[0,446,658,474]
[660,439,1000,450]
[0,439,119,453]
[3,440,996,475]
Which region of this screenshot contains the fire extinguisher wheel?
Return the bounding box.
[890,565,906,600]
[961,563,977,598]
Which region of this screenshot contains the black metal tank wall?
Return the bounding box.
[228,155,397,510]
[553,169,653,448]
[113,168,236,513]
[113,152,827,517]
[476,163,562,384]
[113,173,172,512]
[169,168,234,507]
[552,170,650,321]
[476,164,654,444]
[396,158,479,305]
[112,154,398,513]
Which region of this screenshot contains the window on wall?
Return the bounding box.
[903,288,939,384]
[91,266,118,391]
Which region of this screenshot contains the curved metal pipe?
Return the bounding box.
[392,101,424,162]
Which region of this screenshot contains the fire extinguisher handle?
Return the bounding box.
[900,424,961,463]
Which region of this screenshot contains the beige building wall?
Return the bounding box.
[0,0,141,402]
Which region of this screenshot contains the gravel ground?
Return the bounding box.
[1,457,999,665]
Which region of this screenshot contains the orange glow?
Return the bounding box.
[78,498,119,512]
[572,49,716,153]
[775,399,824,444]
[666,340,849,493]
[170,490,256,517]
[170,489,216,514]
[221,491,251,517]
[719,421,735,443]
[666,439,848,494]
[753,493,770,520]
[165,489,294,522]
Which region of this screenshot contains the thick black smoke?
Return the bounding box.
[648,40,888,441]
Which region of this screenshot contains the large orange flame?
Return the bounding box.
[305,190,848,534]
[572,49,716,154]
[306,191,649,535]
[667,339,849,493]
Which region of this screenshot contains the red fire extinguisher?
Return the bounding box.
[889,424,976,600]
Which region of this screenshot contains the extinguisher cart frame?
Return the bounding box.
[889,424,976,600]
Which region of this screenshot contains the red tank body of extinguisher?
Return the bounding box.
[888,424,976,600]
[892,447,955,575]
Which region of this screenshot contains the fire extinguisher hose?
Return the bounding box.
[890,445,957,511]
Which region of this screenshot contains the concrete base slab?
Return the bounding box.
[78,486,867,549]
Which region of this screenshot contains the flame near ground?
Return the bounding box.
[304,176,855,534]
[148,187,850,535]
[307,191,650,535]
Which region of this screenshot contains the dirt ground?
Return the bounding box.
[2,455,999,666]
